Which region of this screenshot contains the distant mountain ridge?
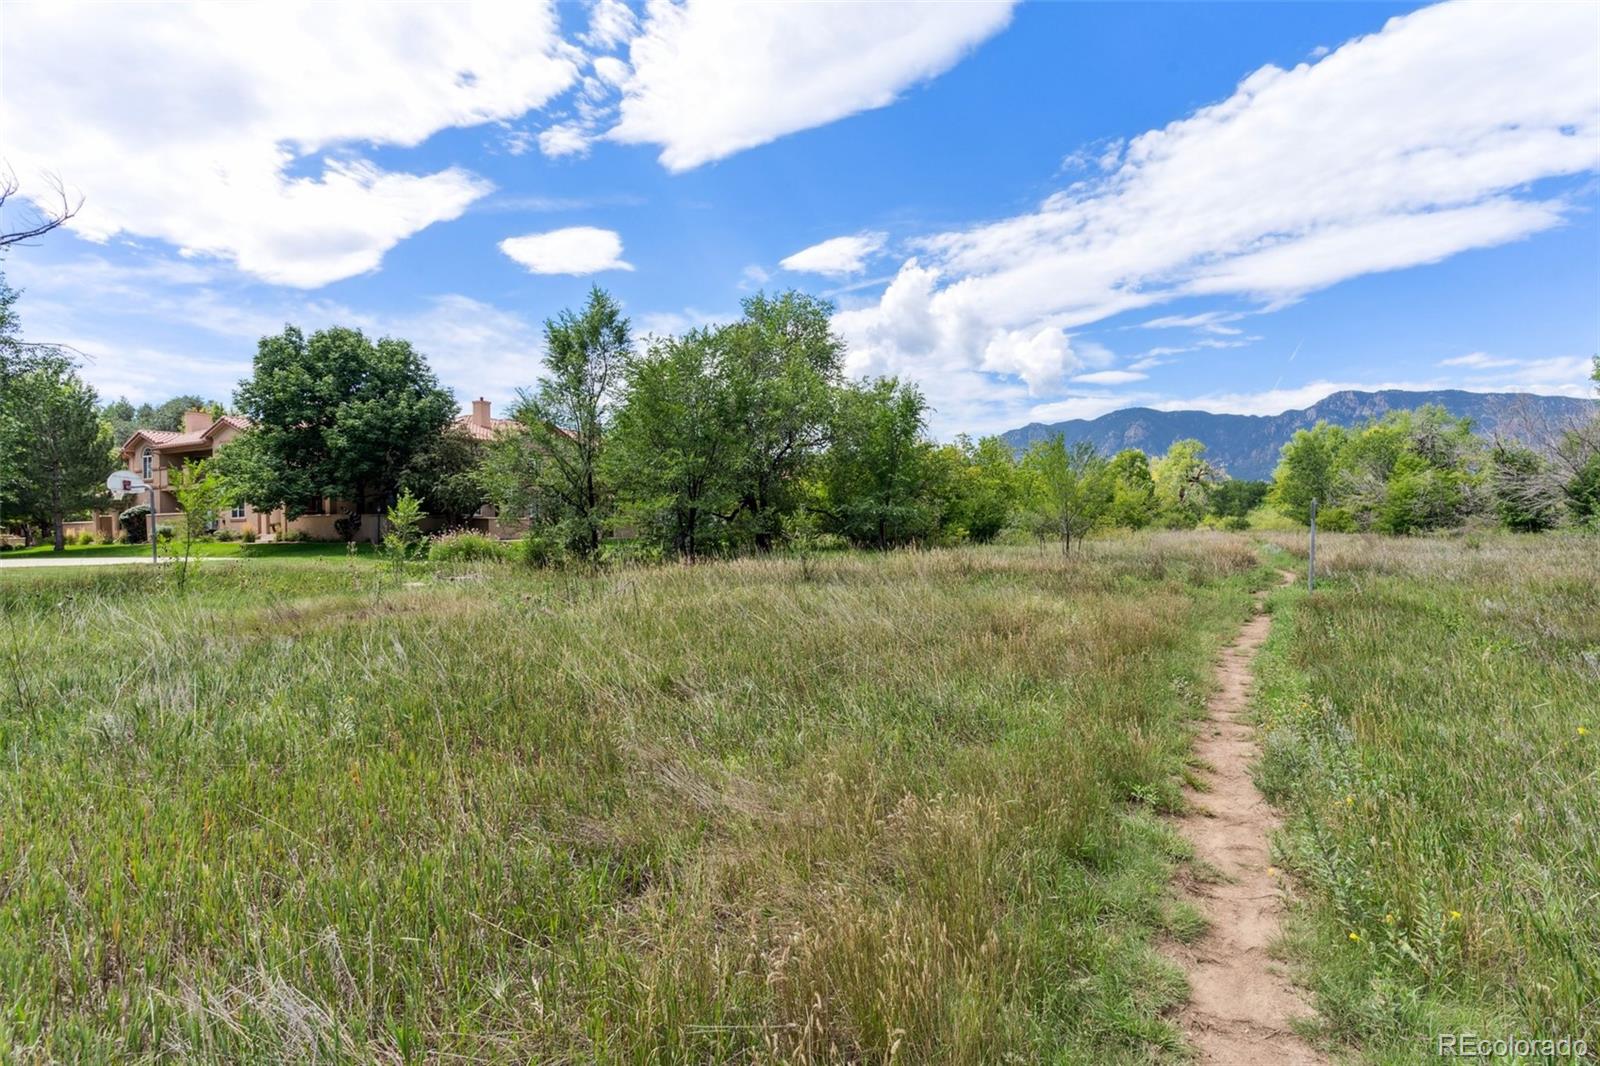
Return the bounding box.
[998,389,1592,480]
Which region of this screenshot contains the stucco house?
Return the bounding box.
[83,399,520,542]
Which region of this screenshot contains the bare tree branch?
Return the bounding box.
[0,167,83,249]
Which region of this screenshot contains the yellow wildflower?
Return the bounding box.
[1384,913,1396,925]
[1348,931,1361,943]
[1579,726,1590,737]
[1450,910,1462,921]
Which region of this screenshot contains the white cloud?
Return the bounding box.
[584,0,639,49]
[780,232,887,277]
[1,2,579,287]
[499,227,633,275]
[1072,369,1148,385]
[980,326,1078,393]
[539,123,594,159]
[1439,351,1518,368]
[1141,311,1242,332]
[607,0,1017,171]
[837,0,1600,425]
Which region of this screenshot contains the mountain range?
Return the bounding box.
[998,389,1593,480]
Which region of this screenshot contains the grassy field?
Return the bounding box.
[1254,532,1598,1062]
[0,535,1268,1063]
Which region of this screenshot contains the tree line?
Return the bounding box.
[1268,381,1600,534]
[219,287,1306,559]
[4,270,1598,554]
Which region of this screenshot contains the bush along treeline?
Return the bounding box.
[1267,360,1600,534]
[467,287,1287,562]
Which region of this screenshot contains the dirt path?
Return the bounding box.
[1167,570,1324,1065]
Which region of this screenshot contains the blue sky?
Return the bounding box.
[2,0,1596,437]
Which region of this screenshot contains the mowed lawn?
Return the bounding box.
[1254,533,1599,1061]
[0,536,1266,1063]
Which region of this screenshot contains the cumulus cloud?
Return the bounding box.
[1,2,579,288]
[607,0,1017,170]
[780,233,887,277]
[838,1,1599,424]
[499,227,633,275]
[539,123,594,159]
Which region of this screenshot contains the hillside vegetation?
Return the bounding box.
[0,536,1266,1062]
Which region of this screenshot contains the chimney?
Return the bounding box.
[470,397,491,428]
[183,407,214,434]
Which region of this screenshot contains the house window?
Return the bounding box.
[141,447,152,480]
[231,503,246,519]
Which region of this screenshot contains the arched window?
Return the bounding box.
[141,447,152,480]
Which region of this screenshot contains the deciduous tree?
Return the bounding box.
[491,287,630,558]
[4,357,114,549]
[718,291,844,551]
[815,377,935,548]
[1020,435,1111,554]
[608,327,738,559]
[224,325,455,538]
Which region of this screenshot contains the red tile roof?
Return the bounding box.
[456,415,520,441]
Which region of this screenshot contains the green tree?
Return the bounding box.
[101,394,215,445]
[1210,478,1270,519]
[492,287,630,558]
[223,325,454,539]
[169,458,234,587]
[4,357,115,550]
[1019,435,1110,554]
[608,327,738,559]
[1104,448,1158,529]
[942,435,1018,543]
[1559,357,1600,528]
[815,378,936,548]
[380,490,427,575]
[717,291,844,551]
[1269,423,1346,525]
[1489,442,1562,532]
[1151,439,1218,528]
[399,425,488,529]
[1343,407,1485,533]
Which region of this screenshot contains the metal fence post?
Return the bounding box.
[1308,496,1317,592]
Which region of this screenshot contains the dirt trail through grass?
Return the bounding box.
[1170,569,1324,1065]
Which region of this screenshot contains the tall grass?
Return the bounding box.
[0,535,1265,1062]
[1253,532,1598,1061]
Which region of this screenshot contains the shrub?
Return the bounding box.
[279,529,306,543]
[242,529,257,543]
[94,533,113,546]
[517,530,566,569]
[155,524,176,542]
[119,504,152,544]
[429,530,509,565]
[214,528,239,542]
